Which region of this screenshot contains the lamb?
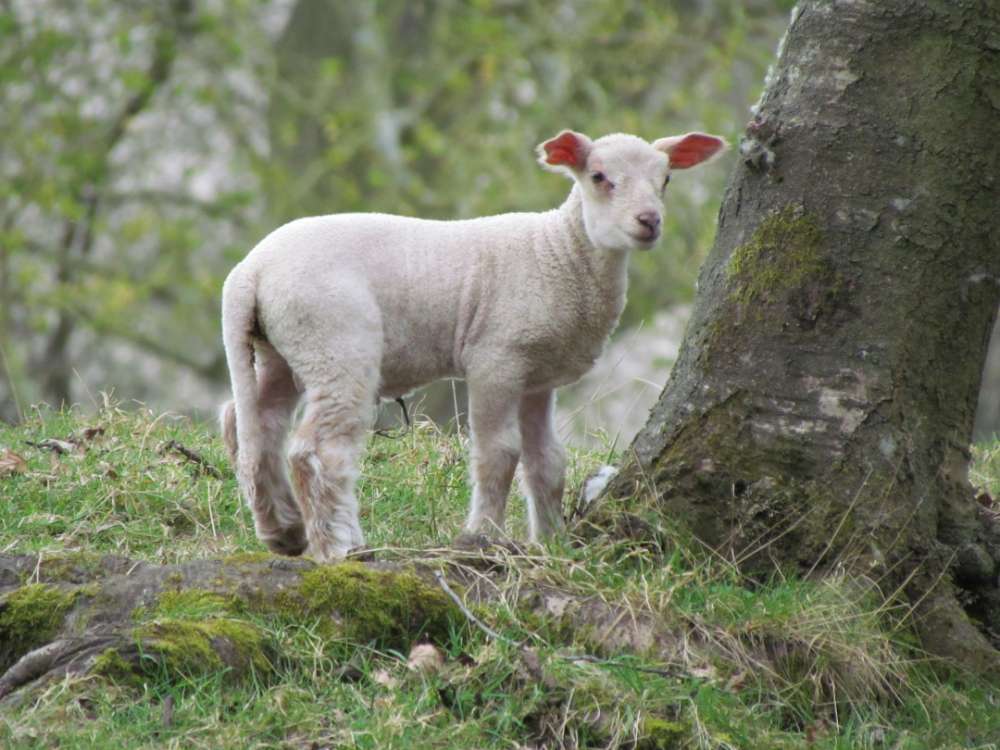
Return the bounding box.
[219,129,727,561]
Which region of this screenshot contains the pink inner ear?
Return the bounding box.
[666,133,725,169]
[544,132,584,168]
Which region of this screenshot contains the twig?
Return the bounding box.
[559,652,676,678]
[24,438,76,455]
[162,440,222,478]
[374,397,412,440]
[433,570,522,648]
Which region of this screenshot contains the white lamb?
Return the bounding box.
[220,129,726,561]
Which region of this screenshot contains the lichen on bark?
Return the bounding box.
[726,204,829,307]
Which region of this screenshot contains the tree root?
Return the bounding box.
[0,549,878,706]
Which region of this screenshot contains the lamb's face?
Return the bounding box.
[578,135,670,251]
[538,130,727,253]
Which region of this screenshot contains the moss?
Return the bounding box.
[516,605,578,647]
[135,617,271,678]
[37,552,108,584]
[91,647,142,687]
[288,562,461,648]
[708,204,849,351]
[0,583,78,671]
[638,717,688,749]
[726,205,827,305]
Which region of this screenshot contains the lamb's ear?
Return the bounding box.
[653,132,728,169]
[537,130,593,175]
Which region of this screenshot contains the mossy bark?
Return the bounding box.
[0,553,466,701]
[606,0,1000,671]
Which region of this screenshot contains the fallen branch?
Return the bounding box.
[161,440,223,478]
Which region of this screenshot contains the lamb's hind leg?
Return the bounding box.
[285,346,378,562]
[221,342,306,555]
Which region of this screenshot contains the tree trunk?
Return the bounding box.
[605,0,1000,670]
[37,0,192,409]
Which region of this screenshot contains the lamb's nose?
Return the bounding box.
[637,212,661,234]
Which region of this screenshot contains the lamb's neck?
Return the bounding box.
[539,184,631,294]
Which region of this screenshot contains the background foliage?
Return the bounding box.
[0,0,792,424]
[23,0,995,440]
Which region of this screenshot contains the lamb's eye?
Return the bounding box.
[591,172,606,185]
[662,174,671,189]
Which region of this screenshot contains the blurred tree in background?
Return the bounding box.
[0,0,270,421]
[0,0,831,429]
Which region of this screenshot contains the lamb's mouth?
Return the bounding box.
[631,231,660,246]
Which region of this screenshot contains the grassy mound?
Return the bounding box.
[0,404,998,748]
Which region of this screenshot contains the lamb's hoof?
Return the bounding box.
[346,545,376,562]
[452,531,493,552]
[263,525,308,557]
[303,534,360,564]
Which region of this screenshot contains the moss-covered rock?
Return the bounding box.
[288,561,462,648]
[36,552,111,584]
[0,583,78,671]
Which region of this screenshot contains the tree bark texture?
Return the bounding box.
[607,0,1000,668]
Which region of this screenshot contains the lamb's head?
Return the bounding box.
[538,130,727,252]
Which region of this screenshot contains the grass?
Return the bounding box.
[0,403,999,749]
[972,441,1000,500]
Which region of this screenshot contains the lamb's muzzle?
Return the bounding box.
[220,129,727,561]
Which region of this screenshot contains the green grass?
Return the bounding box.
[1,406,999,749]
[972,441,1000,500]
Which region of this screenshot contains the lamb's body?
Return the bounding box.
[221,130,725,560]
[243,189,625,400]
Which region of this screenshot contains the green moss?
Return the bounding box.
[638,717,687,749]
[709,205,844,334]
[515,606,578,647]
[291,561,461,648]
[135,618,271,678]
[38,552,108,583]
[91,647,142,687]
[0,583,78,670]
[142,589,237,621]
[165,572,184,587]
[725,205,832,307]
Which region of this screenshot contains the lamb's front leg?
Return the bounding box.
[464,382,522,537]
[518,390,567,541]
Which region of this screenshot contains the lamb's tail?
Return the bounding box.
[220,264,261,511]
